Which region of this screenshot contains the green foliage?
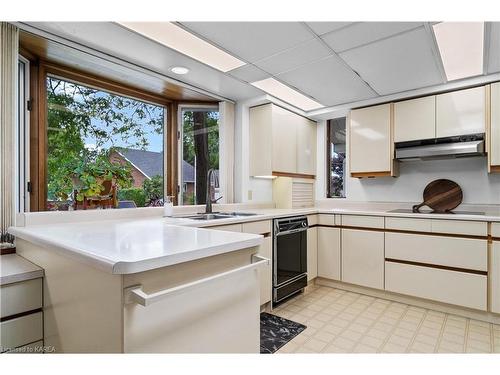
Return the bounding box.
[118,188,146,207]
[71,153,132,202]
[46,77,164,204]
[143,175,163,202]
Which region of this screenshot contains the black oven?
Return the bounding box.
[273,216,308,304]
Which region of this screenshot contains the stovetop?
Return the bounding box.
[386,209,486,216]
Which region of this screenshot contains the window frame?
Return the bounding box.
[326,117,347,199]
[17,55,30,213]
[25,59,218,211]
[177,104,220,205]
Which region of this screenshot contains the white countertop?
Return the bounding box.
[0,254,44,285]
[9,218,263,275]
[10,202,500,276]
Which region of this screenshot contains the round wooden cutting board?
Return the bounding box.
[412,179,463,213]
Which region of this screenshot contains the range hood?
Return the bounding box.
[395,133,486,161]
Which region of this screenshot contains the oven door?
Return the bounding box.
[274,228,307,287]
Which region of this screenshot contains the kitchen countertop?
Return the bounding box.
[0,253,44,285]
[9,202,500,276]
[9,218,263,275]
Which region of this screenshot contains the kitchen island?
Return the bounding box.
[9,218,264,353]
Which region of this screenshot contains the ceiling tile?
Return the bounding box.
[227,64,271,82]
[305,22,354,36]
[340,28,444,95]
[253,38,331,75]
[322,22,424,52]
[276,55,376,106]
[487,22,500,74]
[179,22,314,63]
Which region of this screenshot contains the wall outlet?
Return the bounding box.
[247,190,253,200]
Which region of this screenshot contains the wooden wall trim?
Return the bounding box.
[385,258,488,276]
[351,171,393,178]
[272,171,315,179]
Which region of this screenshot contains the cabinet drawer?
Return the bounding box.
[385,232,487,271]
[341,215,384,229]
[430,219,487,236]
[492,223,500,238]
[1,278,42,319]
[385,217,432,232]
[210,224,242,232]
[317,214,336,226]
[242,220,271,235]
[385,261,487,310]
[307,215,318,226]
[5,340,44,353]
[0,312,43,352]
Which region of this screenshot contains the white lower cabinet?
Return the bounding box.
[385,261,487,311]
[317,227,341,280]
[307,227,318,281]
[341,229,385,289]
[258,237,272,305]
[492,242,500,314]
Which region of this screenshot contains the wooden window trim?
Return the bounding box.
[26,59,216,211]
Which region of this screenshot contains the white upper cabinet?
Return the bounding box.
[249,103,316,176]
[349,103,396,177]
[436,86,486,138]
[490,83,500,171]
[394,96,436,142]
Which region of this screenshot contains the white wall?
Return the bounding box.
[316,121,500,205]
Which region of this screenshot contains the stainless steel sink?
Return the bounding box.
[184,212,258,221]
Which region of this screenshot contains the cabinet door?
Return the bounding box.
[249,105,272,176]
[317,227,341,280]
[296,118,317,175]
[342,229,384,289]
[491,83,500,168]
[394,96,436,142]
[492,242,500,314]
[436,86,485,138]
[307,227,318,281]
[349,103,392,176]
[258,237,272,305]
[272,105,297,174]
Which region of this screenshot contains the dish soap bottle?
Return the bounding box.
[163,196,174,217]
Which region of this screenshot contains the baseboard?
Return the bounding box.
[315,277,500,325]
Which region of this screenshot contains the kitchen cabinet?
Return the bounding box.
[490,82,500,172]
[307,227,318,281]
[492,242,500,314]
[249,103,316,177]
[317,227,341,280]
[341,229,384,290]
[349,103,397,178]
[394,96,436,142]
[436,86,486,138]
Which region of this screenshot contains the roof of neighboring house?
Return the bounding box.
[115,148,195,183]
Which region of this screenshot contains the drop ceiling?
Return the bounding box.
[17,21,500,115]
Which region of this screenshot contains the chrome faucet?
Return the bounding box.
[205,169,222,214]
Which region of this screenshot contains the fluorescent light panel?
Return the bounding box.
[118,22,245,72]
[433,22,484,81]
[251,78,323,111]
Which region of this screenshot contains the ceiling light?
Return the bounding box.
[118,22,245,72]
[251,78,323,111]
[433,22,484,81]
[170,66,189,75]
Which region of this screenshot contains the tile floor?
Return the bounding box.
[272,285,500,353]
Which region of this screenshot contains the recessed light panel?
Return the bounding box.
[251,78,323,111]
[433,22,484,81]
[118,22,245,72]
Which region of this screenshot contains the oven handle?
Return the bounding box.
[275,227,308,236]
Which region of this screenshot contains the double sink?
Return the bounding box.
[183,212,258,221]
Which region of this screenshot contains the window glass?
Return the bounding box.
[327,117,347,198]
[46,76,165,210]
[180,108,220,205]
